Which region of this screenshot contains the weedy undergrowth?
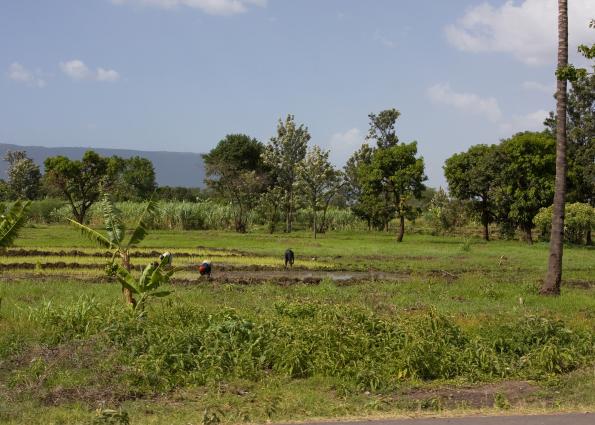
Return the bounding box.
[25,299,594,396]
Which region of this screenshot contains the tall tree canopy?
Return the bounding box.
[362,141,426,242]
[444,144,501,241]
[350,109,426,241]
[107,156,157,201]
[203,134,267,232]
[297,145,342,239]
[3,150,41,200]
[496,132,556,244]
[366,109,400,148]
[43,150,109,223]
[262,115,310,233]
[344,143,386,230]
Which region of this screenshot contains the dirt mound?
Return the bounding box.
[0,262,103,270]
[3,248,198,258]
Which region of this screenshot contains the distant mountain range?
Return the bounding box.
[0,143,206,187]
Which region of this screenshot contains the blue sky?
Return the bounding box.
[1,0,593,187]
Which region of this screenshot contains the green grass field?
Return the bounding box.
[0,226,594,424]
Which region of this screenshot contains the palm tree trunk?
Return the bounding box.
[541,0,568,296]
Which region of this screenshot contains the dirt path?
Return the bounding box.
[277,413,595,425]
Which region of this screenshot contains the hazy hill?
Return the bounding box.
[0,143,205,188]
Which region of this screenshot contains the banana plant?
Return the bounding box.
[68,193,157,306]
[108,254,175,311]
[0,200,31,250]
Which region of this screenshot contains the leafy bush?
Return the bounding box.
[534,202,594,244]
[27,198,65,224]
[425,188,469,235]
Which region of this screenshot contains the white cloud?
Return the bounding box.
[427,83,502,122]
[97,68,120,82]
[326,128,363,167]
[60,60,120,82]
[522,81,555,94]
[7,62,46,87]
[374,30,396,48]
[499,109,549,134]
[445,0,595,65]
[60,60,92,80]
[111,0,266,15]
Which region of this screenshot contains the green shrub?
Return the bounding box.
[27,199,65,224]
[534,202,594,244]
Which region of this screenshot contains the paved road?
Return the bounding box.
[277,413,594,425]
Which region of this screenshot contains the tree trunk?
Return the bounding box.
[397,215,405,242]
[586,228,592,246]
[121,252,136,307]
[482,216,490,241]
[483,222,489,241]
[524,226,533,245]
[286,191,293,233]
[313,208,317,239]
[541,0,568,296]
[72,204,84,224]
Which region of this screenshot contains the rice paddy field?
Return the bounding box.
[0,225,594,424]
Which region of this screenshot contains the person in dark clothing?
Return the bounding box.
[199,261,212,277]
[284,249,294,268]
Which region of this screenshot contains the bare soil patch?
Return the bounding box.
[565,279,595,289]
[402,381,540,409]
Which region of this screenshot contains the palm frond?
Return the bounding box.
[101,194,125,246]
[127,197,158,247]
[139,262,157,291]
[0,200,31,248]
[67,218,113,249]
[112,264,140,295]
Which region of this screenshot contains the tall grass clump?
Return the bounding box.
[26,299,595,395]
[50,200,237,230]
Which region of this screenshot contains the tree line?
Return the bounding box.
[0,67,591,243]
[444,64,593,244]
[203,110,427,241]
[0,151,204,222]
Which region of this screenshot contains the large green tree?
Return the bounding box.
[496,132,556,244]
[43,150,109,223]
[344,143,387,230]
[444,144,500,241]
[366,109,401,148]
[362,142,426,242]
[3,150,41,200]
[297,145,342,239]
[357,109,426,241]
[203,134,267,232]
[262,115,310,233]
[107,156,157,201]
